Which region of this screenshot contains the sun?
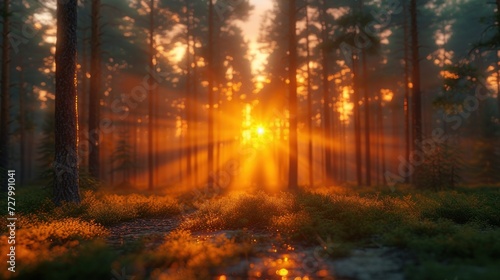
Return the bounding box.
[256,126,265,136]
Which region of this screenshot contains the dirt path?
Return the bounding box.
[107,217,180,247]
[106,218,410,279]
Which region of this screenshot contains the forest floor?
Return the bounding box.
[107,218,409,279]
[1,185,500,279]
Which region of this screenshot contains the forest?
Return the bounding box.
[0,0,499,279]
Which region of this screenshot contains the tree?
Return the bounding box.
[402,0,411,184]
[207,0,214,187]
[305,0,313,187]
[359,0,371,187]
[410,0,423,158]
[185,0,194,187]
[0,0,10,190]
[18,58,26,185]
[288,0,298,190]
[319,0,333,186]
[148,0,155,190]
[497,0,500,110]
[111,130,134,186]
[53,0,80,205]
[88,0,101,180]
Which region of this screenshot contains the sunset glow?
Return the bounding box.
[3,0,499,279]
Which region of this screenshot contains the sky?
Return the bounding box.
[237,0,274,74]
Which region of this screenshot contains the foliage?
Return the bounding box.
[0,216,108,279]
[77,191,182,226]
[110,130,135,185]
[413,139,462,191]
[1,186,500,278]
[142,229,254,279]
[38,110,99,191]
[434,63,481,111]
[180,191,296,231]
[14,241,117,280]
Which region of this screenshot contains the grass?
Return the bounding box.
[0,187,182,227]
[1,185,499,279]
[142,229,254,279]
[180,191,296,231]
[0,186,182,279]
[180,186,500,278]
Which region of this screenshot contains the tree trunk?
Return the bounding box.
[132,115,137,186]
[1,0,10,190]
[192,30,199,187]
[410,0,422,154]
[377,91,387,185]
[54,0,80,205]
[403,0,411,184]
[352,53,363,186]
[320,0,332,186]
[88,0,101,179]
[358,0,371,186]
[148,0,155,190]
[19,59,26,185]
[185,0,193,187]
[305,1,314,187]
[497,0,500,111]
[288,0,298,190]
[80,29,88,170]
[362,52,371,186]
[207,0,215,187]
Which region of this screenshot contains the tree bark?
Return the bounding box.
[54,0,80,205]
[497,0,500,111]
[207,0,215,187]
[192,29,199,186]
[185,0,193,187]
[377,91,387,185]
[80,28,88,170]
[88,0,101,179]
[19,59,25,185]
[352,53,363,186]
[362,52,371,186]
[410,0,422,153]
[1,0,10,190]
[403,0,411,184]
[358,0,371,186]
[288,0,298,190]
[305,1,314,187]
[148,0,155,190]
[320,0,332,186]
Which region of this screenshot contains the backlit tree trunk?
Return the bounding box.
[410,0,422,150]
[288,0,298,190]
[185,0,193,187]
[19,58,26,185]
[305,1,314,187]
[320,0,332,186]
[352,53,363,186]
[497,0,500,111]
[359,0,371,186]
[88,0,101,179]
[403,0,411,184]
[207,0,215,187]
[0,0,10,190]
[54,0,80,205]
[148,0,155,190]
